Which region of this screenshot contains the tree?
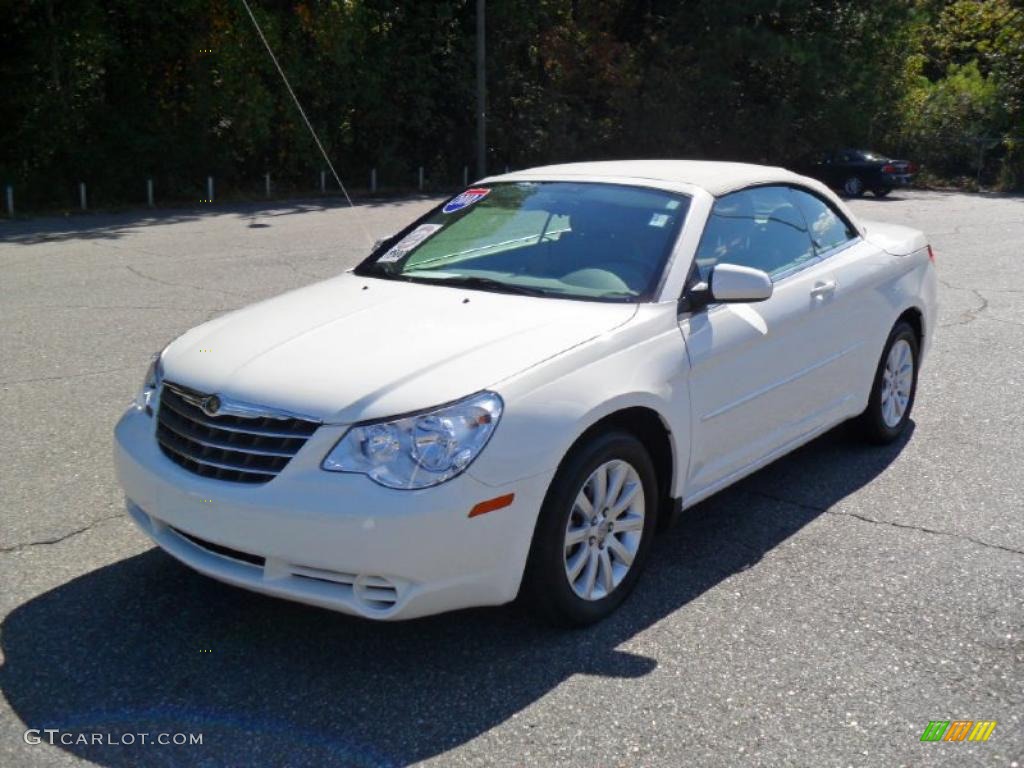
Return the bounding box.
[1,0,1021,209]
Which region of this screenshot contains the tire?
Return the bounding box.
[519,430,659,627]
[872,187,892,197]
[857,321,919,444]
[843,176,866,197]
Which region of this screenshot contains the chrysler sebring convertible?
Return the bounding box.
[114,160,936,625]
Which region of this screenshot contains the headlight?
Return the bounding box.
[132,352,164,412]
[322,391,503,489]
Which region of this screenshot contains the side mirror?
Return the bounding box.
[709,263,773,303]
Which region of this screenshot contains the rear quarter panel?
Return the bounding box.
[861,219,928,256]
[844,220,936,408]
[861,219,936,359]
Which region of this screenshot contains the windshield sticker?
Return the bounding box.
[665,199,681,210]
[442,187,490,214]
[649,213,670,228]
[378,223,443,263]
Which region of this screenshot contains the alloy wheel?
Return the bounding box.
[563,459,645,601]
[880,338,914,428]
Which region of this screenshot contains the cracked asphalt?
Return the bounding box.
[1,190,1021,767]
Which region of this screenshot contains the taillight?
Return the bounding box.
[927,244,935,262]
[882,164,896,174]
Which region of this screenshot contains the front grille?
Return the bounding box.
[156,383,319,484]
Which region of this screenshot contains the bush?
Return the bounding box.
[896,60,1004,177]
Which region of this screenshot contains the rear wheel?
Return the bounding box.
[843,176,865,197]
[872,187,892,197]
[857,321,919,443]
[520,430,658,627]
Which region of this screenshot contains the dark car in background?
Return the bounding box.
[806,149,917,198]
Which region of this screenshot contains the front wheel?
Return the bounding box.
[520,430,658,626]
[843,176,866,197]
[872,187,892,197]
[857,321,919,443]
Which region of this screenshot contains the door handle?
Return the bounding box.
[810,280,837,298]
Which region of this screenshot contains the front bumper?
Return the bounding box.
[114,406,551,620]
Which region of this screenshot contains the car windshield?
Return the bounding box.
[355,181,690,302]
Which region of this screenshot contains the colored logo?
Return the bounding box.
[920,720,997,742]
[442,187,490,214]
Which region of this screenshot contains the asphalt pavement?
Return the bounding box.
[1,190,1021,767]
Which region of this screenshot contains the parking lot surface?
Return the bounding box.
[1,190,1021,767]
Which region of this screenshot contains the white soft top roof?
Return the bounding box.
[488,159,809,197]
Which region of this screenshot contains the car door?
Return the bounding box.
[679,185,861,498]
[788,185,891,402]
[821,152,841,187]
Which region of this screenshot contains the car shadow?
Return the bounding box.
[856,195,909,202]
[0,423,913,767]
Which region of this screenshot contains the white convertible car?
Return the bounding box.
[115,161,936,625]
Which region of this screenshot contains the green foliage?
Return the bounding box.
[898,59,1004,174]
[0,0,1021,209]
[890,0,1023,185]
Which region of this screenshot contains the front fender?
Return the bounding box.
[469,304,691,499]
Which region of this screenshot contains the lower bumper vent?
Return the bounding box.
[168,527,400,611]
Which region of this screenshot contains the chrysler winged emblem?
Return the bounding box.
[201,395,221,417]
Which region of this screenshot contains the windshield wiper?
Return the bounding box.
[592,290,639,301]
[407,275,557,297]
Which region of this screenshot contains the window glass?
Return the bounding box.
[356,182,690,302]
[789,188,857,254]
[694,186,815,281]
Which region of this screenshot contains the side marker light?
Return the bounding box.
[469,493,515,518]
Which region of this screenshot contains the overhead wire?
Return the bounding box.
[238,0,373,245]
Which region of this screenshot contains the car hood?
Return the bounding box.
[162,272,637,423]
